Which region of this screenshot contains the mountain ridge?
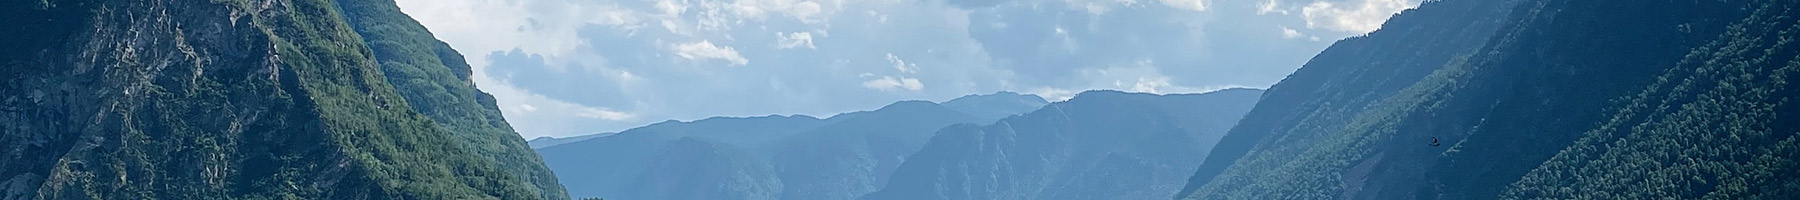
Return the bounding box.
[1,0,565,199]
[864,88,1263,200]
[1177,0,1800,199]
[538,94,1045,199]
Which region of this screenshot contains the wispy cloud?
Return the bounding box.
[1282,26,1304,39]
[576,107,639,121]
[673,40,751,66]
[1302,0,1419,33]
[1158,0,1212,12]
[775,31,818,49]
[396,0,1409,137]
[1257,0,1289,15]
[862,76,926,91]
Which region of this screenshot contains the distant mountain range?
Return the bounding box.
[537,89,1263,199]
[867,89,1262,200]
[530,133,615,149]
[10,0,1790,199]
[536,91,1048,199]
[528,91,1050,150]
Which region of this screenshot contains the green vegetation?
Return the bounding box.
[331,0,569,199]
[0,0,564,199]
[1179,0,1800,199]
[1503,1,1800,198]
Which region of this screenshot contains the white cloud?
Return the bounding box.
[397,0,1345,138]
[478,75,640,138]
[1121,76,1216,94]
[1257,0,1288,15]
[656,0,688,15]
[395,0,642,67]
[862,76,925,91]
[673,40,751,66]
[886,53,918,74]
[1073,60,1244,95]
[1028,87,1079,102]
[1281,26,1304,39]
[775,31,817,49]
[619,71,641,82]
[1157,0,1210,11]
[731,0,829,22]
[1301,0,1419,33]
[576,107,640,121]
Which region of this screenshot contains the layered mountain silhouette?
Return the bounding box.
[9,0,1792,199]
[530,133,614,149]
[537,92,1055,199]
[538,89,1269,200]
[865,89,1262,200]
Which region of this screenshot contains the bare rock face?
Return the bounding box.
[0,0,565,199]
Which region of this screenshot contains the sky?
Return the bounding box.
[392,0,1422,139]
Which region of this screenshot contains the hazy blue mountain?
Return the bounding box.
[863,89,1263,200]
[529,133,614,149]
[939,91,1052,122]
[770,100,985,200]
[627,137,784,200]
[0,0,564,199]
[1177,0,1800,199]
[539,93,1047,199]
[537,115,829,199]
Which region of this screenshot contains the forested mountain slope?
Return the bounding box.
[866,89,1261,200]
[333,0,568,198]
[1178,0,1800,199]
[0,0,565,199]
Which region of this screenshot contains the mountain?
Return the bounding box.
[863,89,1263,200]
[1174,0,1524,197]
[1178,0,1800,199]
[769,100,986,200]
[537,92,1046,199]
[528,133,613,149]
[939,91,1052,122]
[537,114,829,199]
[628,137,784,200]
[334,0,568,198]
[0,0,565,199]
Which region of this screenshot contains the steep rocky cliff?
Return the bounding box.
[0,0,566,199]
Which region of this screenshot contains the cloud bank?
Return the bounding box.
[394,0,1420,138]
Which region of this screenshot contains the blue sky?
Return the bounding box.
[393,0,1421,139]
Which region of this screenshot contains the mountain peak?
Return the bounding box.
[934,91,1051,122]
[1067,88,1266,102]
[943,91,1047,105]
[1065,90,1150,102]
[880,100,943,111]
